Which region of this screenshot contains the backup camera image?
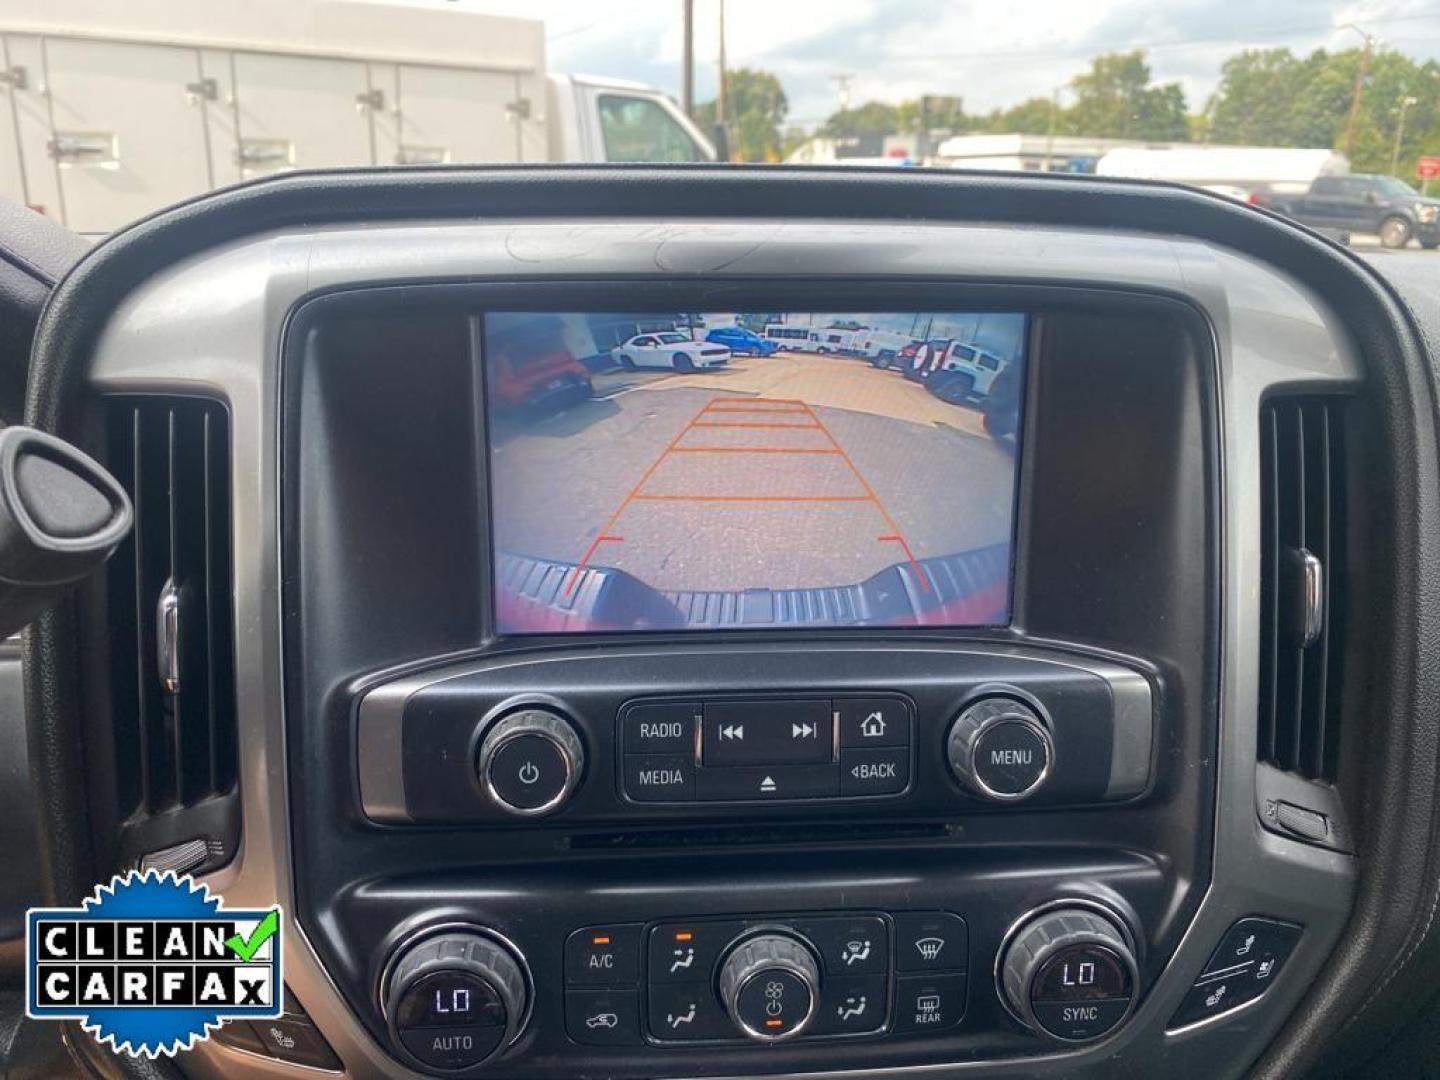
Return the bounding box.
[485,312,1026,633]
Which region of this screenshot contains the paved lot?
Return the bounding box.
[490,353,1016,593]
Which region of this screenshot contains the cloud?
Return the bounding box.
[448,0,1440,126]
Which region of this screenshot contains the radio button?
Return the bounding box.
[565,925,641,987]
[793,915,888,977]
[837,699,911,748]
[702,700,833,766]
[839,747,909,796]
[622,754,694,802]
[894,912,968,972]
[695,764,838,801]
[621,702,699,755]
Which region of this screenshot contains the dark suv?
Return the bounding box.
[1271,174,1440,249]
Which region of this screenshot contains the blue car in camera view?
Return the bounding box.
[705,325,779,356]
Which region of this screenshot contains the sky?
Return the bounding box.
[405,0,1440,130]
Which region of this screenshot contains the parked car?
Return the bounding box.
[928,343,1007,403]
[853,330,916,363]
[705,326,778,356]
[982,359,1023,443]
[488,316,594,413]
[613,332,731,370]
[903,339,951,381]
[1269,174,1440,249]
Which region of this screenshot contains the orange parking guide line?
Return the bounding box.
[691,420,821,430]
[632,493,873,503]
[669,446,841,455]
[799,401,931,593]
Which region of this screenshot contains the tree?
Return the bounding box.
[820,101,902,139]
[1066,50,1189,140]
[987,96,1067,135]
[695,68,788,162]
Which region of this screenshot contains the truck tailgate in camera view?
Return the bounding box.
[486,312,1027,633]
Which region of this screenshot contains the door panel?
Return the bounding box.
[231,53,374,177]
[37,37,210,234]
[397,64,516,164]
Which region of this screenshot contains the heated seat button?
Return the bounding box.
[1201,918,1302,978]
[840,747,909,795]
[250,1018,343,1070]
[1171,972,1264,1027]
[894,912,968,972]
[566,988,641,1046]
[892,973,966,1034]
[622,754,694,802]
[565,925,641,987]
[621,702,699,754]
[702,700,833,766]
[837,698,912,748]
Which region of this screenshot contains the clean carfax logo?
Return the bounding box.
[26,871,282,1057]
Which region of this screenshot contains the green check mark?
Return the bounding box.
[225,909,279,962]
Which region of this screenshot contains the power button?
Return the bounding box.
[478,708,585,816]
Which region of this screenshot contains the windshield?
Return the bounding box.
[4,1,1440,242]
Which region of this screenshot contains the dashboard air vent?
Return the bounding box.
[104,398,237,833]
[1257,396,1345,782]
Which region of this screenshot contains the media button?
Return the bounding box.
[622,754,694,802]
[840,747,909,796]
[621,702,699,755]
[702,700,833,766]
[694,764,838,801]
[837,698,911,748]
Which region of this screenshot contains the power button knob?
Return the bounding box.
[477,708,584,817]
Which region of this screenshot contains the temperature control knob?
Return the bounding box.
[947,696,1053,801]
[385,930,528,1071]
[718,933,821,1042]
[476,707,584,816]
[999,906,1138,1042]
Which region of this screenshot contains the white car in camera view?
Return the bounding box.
[613,333,732,371]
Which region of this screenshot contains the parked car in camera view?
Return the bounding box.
[613,332,732,370]
[928,342,1007,403]
[705,325,778,356]
[903,339,951,381]
[488,316,594,413]
[983,359,1023,443]
[853,330,916,363]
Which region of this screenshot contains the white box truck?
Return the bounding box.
[0,0,714,234]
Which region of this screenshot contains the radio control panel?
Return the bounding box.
[356,644,1156,826]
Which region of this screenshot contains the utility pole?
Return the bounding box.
[681,0,694,119]
[717,0,727,129]
[1391,94,1419,175]
[1340,24,1376,160]
[832,74,854,143]
[1044,87,1060,173]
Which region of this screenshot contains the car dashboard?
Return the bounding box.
[13,167,1440,1080]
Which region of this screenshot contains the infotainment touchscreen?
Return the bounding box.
[484,312,1027,633]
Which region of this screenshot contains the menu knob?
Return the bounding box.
[947,696,1053,801]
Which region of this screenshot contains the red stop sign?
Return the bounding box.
[1419,156,1440,179]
